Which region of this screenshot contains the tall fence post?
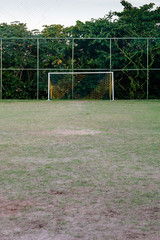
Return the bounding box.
[110,38,112,72]
[110,38,113,100]
[72,38,74,99]
[0,38,2,99]
[37,38,40,100]
[147,38,149,99]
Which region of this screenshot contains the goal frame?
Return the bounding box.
[48,72,114,101]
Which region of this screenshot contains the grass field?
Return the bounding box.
[0,100,160,240]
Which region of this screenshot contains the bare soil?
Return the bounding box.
[1,188,160,240]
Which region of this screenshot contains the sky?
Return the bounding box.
[0,0,159,31]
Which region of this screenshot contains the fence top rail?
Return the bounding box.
[0,37,160,40]
[1,68,160,71]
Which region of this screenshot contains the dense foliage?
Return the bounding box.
[0,1,160,99]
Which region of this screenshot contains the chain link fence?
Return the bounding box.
[0,37,160,99]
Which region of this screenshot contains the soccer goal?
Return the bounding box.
[48,72,114,100]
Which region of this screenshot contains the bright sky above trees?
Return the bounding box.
[0,0,159,31]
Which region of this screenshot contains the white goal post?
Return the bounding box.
[48,72,114,101]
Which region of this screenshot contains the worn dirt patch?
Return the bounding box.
[135,206,160,222]
[47,189,70,195]
[1,190,160,240]
[0,198,34,217]
[36,129,101,136]
[27,219,47,229]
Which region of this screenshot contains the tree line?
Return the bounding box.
[0,0,160,99]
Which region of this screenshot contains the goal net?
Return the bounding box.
[48,72,114,100]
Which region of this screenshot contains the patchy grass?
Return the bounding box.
[0,100,160,240]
